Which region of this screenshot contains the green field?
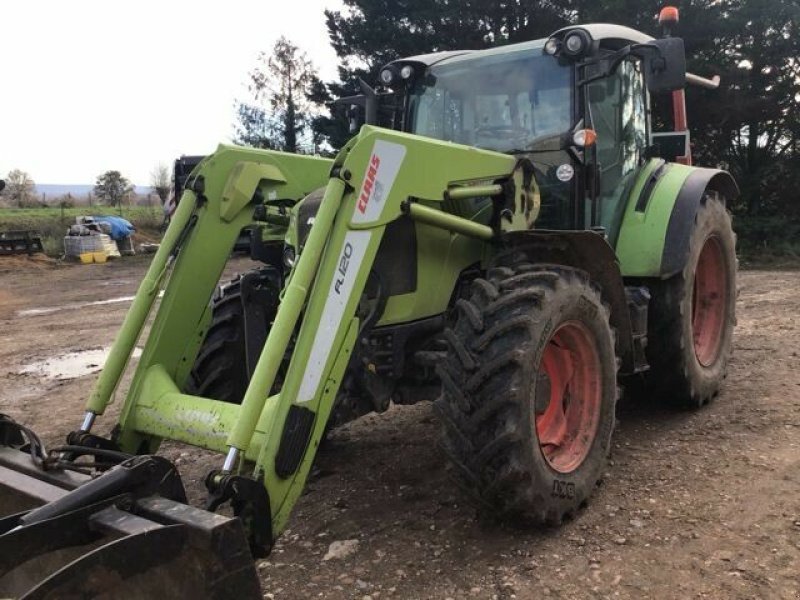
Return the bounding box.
[0,206,163,256]
[0,206,796,266]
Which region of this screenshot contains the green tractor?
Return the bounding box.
[0,10,736,597]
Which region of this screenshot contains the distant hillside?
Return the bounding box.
[36,184,151,198]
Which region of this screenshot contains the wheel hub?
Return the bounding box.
[534,321,602,474]
[692,236,727,367]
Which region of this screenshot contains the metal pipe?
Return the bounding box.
[686,72,721,89]
[445,184,503,201]
[360,79,379,126]
[86,191,199,415]
[225,178,346,453]
[404,202,494,241]
[671,89,691,165]
[222,447,239,473]
[80,411,96,432]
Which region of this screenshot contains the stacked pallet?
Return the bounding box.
[63,233,121,262]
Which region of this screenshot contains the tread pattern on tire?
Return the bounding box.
[645,194,737,408]
[185,276,250,403]
[435,255,618,526]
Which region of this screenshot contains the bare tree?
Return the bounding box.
[5,169,36,207]
[150,163,171,205]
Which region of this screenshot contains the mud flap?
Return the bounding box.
[0,448,261,599]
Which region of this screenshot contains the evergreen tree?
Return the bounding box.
[234,37,319,153]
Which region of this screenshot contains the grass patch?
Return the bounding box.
[0,206,163,256]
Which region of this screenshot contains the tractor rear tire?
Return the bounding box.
[435,259,618,525]
[644,194,736,409]
[185,275,253,403]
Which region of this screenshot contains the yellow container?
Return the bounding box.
[92,252,108,264]
[79,253,94,264]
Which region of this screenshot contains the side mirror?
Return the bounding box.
[333,78,380,130]
[643,37,686,93]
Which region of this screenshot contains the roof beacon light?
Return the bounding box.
[658,6,680,25]
[573,129,597,148]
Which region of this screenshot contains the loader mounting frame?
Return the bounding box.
[65,126,534,554]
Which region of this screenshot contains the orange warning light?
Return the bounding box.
[659,6,680,24]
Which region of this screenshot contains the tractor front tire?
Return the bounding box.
[435,260,618,525]
[185,275,252,403]
[644,194,736,409]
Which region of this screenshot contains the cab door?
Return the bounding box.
[585,58,650,241]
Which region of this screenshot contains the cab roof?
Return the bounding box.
[388,24,654,69]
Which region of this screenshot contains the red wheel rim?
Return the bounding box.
[534,321,602,474]
[692,236,726,367]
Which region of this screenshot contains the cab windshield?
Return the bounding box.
[408,46,573,153]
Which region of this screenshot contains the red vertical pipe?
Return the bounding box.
[672,88,691,165]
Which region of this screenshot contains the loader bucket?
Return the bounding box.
[0,447,261,599]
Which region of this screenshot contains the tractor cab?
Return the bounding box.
[349,15,706,240]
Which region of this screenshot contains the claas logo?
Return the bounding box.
[357,154,381,213]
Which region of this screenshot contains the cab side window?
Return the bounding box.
[587,59,648,231]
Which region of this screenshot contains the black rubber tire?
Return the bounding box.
[185,276,251,403]
[644,194,737,409]
[434,257,618,525]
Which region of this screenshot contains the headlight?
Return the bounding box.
[566,34,583,53]
[563,30,591,57]
[400,64,414,79]
[544,38,559,56]
[379,68,395,86]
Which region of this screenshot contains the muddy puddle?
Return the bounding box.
[19,347,143,380]
[17,290,167,317]
[17,296,136,317]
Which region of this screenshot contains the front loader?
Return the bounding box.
[0,8,737,597]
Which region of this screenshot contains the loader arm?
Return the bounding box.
[79,125,526,551]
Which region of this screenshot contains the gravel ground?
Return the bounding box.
[0,255,798,599]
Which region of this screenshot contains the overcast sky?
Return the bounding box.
[1,0,344,185]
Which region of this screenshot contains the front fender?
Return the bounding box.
[615,162,738,278]
[501,230,638,374]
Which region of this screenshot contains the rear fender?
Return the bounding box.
[615,163,738,278]
[660,168,738,277]
[501,230,636,374]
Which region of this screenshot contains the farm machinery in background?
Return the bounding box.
[167,155,254,254]
[0,8,736,598]
[0,230,44,256]
[0,179,45,257]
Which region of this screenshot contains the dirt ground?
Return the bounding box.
[0,254,798,599]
